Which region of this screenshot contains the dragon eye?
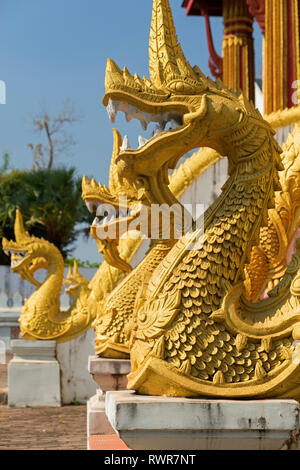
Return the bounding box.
[166,79,203,95]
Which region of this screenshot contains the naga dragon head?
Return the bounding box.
[64,260,89,298]
[102,0,257,173]
[2,210,62,287]
[82,128,144,274]
[83,0,279,272]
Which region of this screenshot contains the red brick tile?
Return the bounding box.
[89,435,129,451]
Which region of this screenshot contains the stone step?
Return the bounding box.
[106,390,300,450]
[8,341,61,407]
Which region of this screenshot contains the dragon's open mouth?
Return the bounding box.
[85,200,137,231]
[64,283,79,294]
[102,85,206,177]
[4,249,28,268]
[106,98,184,152]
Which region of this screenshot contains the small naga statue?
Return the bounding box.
[94,0,300,399]
[2,208,142,342]
[2,211,93,341]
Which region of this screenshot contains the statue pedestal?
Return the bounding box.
[87,356,131,438]
[8,340,61,407]
[105,390,300,450]
[0,309,21,353]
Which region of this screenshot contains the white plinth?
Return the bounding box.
[0,309,21,353]
[8,340,61,407]
[106,390,300,450]
[56,329,97,405]
[87,356,131,438]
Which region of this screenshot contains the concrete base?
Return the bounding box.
[87,356,131,438]
[56,329,97,405]
[0,309,21,353]
[87,390,115,436]
[106,390,300,450]
[8,340,61,407]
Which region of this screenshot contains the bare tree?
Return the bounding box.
[28,99,81,171]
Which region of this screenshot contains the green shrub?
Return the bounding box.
[0,166,93,265]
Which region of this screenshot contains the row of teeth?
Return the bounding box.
[85,200,101,213]
[85,200,132,226]
[92,210,132,227]
[106,99,183,150]
[11,259,22,267]
[65,284,78,290]
[121,135,148,151]
[4,250,27,257]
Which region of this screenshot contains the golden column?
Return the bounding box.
[264,0,300,114]
[222,0,255,103]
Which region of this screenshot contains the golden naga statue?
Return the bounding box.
[64,260,90,299]
[93,0,300,399]
[82,129,173,358]
[1,207,139,342]
[3,0,299,363]
[2,209,140,343]
[82,131,220,358]
[2,211,93,342]
[1,133,218,346]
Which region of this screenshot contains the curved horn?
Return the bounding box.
[149,0,197,88]
[67,266,73,279]
[109,128,123,194]
[14,210,30,243]
[73,259,79,276]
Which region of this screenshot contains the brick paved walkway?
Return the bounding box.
[0,405,87,450]
[0,354,87,450]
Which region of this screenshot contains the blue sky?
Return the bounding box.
[0,1,262,262]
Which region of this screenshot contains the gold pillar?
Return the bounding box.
[296,1,300,90]
[222,0,255,103]
[264,0,300,114]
